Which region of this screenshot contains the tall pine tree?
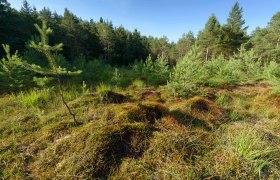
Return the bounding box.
[220,2,248,57]
[251,12,280,63]
[176,31,195,59]
[197,14,221,61]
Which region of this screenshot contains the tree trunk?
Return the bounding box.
[54,67,79,125]
[205,47,209,61]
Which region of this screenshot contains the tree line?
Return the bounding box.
[1,0,280,66]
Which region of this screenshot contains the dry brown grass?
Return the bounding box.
[170,96,225,126]
[1,82,279,179]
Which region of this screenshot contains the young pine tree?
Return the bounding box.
[31,18,81,124]
[167,43,205,97]
[0,45,35,92]
[2,18,81,125]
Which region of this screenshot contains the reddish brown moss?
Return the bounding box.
[133,88,164,103]
[102,91,127,104]
[127,102,169,124]
[141,90,163,102]
[157,116,187,131]
[174,96,225,125]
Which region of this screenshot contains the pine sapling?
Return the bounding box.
[2,19,82,125]
[30,19,81,125]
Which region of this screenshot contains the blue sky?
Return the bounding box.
[8,0,280,42]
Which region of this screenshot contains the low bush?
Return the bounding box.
[167,45,206,97]
[131,79,146,89]
[168,45,264,97]
[132,55,170,86]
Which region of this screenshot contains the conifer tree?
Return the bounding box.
[251,12,280,62]
[226,2,246,32]
[267,12,280,49]
[20,0,32,14]
[97,20,115,63]
[197,14,221,61]
[60,8,81,60]
[2,18,81,124]
[220,2,248,57]
[30,18,81,124]
[0,44,35,91]
[176,31,195,59]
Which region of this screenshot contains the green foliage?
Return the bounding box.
[263,61,280,95]
[17,88,53,108]
[205,55,243,85]
[216,93,232,106]
[167,44,205,96]
[28,19,81,76]
[132,55,170,86]
[176,31,195,59]
[233,46,262,79]
[0,19,82,93]
[96,83,112,101]
[81,81,88,94]
[32,76,52,87]
[263,61,280,80]
[226,2,247,32]
[205,47,262,85]
[168,45,264,97]
[251,12,280,63]
[96,83,111,95]
[219,2,248,57]
[148,36,170,60]
[1,2,280,179]
[0,45,35,92]
[72,56,114,84]
[226,128,279,176]
[197,14,221,61]
[131,79,146,89]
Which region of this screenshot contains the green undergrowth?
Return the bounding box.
[167,46,280,97]
[0,82,279,179]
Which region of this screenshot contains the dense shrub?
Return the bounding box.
[167,44,206,96]
[72,56,114,85]
[132,55,170,86]
[168,45,264,97]
[263,61,280,80]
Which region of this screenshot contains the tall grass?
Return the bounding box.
[263,61,280,95]
[17,88,54,108]
[225,127,279,177]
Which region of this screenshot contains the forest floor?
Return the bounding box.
[0,81,279,179]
